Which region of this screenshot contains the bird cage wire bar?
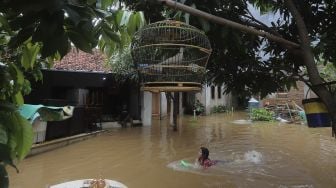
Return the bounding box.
[131,20,212,91]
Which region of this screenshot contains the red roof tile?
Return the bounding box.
[53,49,110,73]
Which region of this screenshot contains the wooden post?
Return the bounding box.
[173,92,179,131]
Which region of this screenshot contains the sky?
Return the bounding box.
[248,3,279,27]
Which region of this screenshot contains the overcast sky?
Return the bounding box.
[248,4,278,27]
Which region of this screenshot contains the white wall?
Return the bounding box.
[141,91,152,126]
[197,84,234,115]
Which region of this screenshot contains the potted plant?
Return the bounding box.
[194,100,205,115]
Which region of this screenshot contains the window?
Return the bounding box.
[218,86,222,99]
[211,86,215,99]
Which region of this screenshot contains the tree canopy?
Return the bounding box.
[123,0,336,98]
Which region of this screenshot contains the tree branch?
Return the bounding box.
[240,17,279,37]
[158,0,300,49]
[245,9,276,33]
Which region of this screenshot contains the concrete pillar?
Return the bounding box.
[141,91,152,126]
[160,92,167,119]
[205,85,212,115]
[179,92,183,116]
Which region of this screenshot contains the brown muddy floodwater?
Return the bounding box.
[9,112,336,188]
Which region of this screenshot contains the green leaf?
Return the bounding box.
[102,25,121,43]
[115,10,124,27]
[21,43,40,70]
[9,64,24,86]
[135,12,145,28]
[68,30,93,53]
[57,35,71,58]
[127,14,136,35]
[94,8,111,18]
[12,92,24,106]
[120,29,130,47]
[0,15,12,34]
[8,113,33,161]
[120,11,132,26]
[100,0,115,10]
[64,6,81,26]
[8,27,34,48]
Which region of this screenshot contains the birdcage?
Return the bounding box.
[131,20,212,92]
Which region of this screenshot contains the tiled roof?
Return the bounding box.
[53,49,111,73]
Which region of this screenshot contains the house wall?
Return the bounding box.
[26,70,141,118]
[261,81,314,108]
[287,81,306,107]
[196,85,207,110]
[78,89,89,105]
[196,84,235,115]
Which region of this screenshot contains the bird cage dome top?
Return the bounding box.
[131,20,212,92]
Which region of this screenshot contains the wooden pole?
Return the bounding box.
[173,92,179,131]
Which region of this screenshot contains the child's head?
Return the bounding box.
[200,147,209,159]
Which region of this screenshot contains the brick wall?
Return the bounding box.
[262,81,306,108]
[287,81,305,107]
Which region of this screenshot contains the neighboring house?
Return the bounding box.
[261,81,314,108]
[196,84,237,115]
[25,49,141,140]
[145,83,237,124]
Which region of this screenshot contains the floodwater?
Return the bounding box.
[9,112,336,188]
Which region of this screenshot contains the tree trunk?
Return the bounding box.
[285,0,336,136]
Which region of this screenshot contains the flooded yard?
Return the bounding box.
[9,112,336,188]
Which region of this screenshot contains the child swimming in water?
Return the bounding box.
[198,147,217,168]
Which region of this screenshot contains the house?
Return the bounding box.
[196,84,237,115]
[25,49,141,140]
[261,81,312,108]
[142,83,237,126]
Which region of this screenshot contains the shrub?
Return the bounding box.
[251,108,274,121]
[194,100,205,115]
[211,105,227,113]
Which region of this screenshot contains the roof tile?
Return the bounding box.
[53,49,110,73]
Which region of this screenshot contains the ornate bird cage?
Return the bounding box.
[131,20,212,92]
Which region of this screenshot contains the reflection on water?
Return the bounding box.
[9,112,336,188]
